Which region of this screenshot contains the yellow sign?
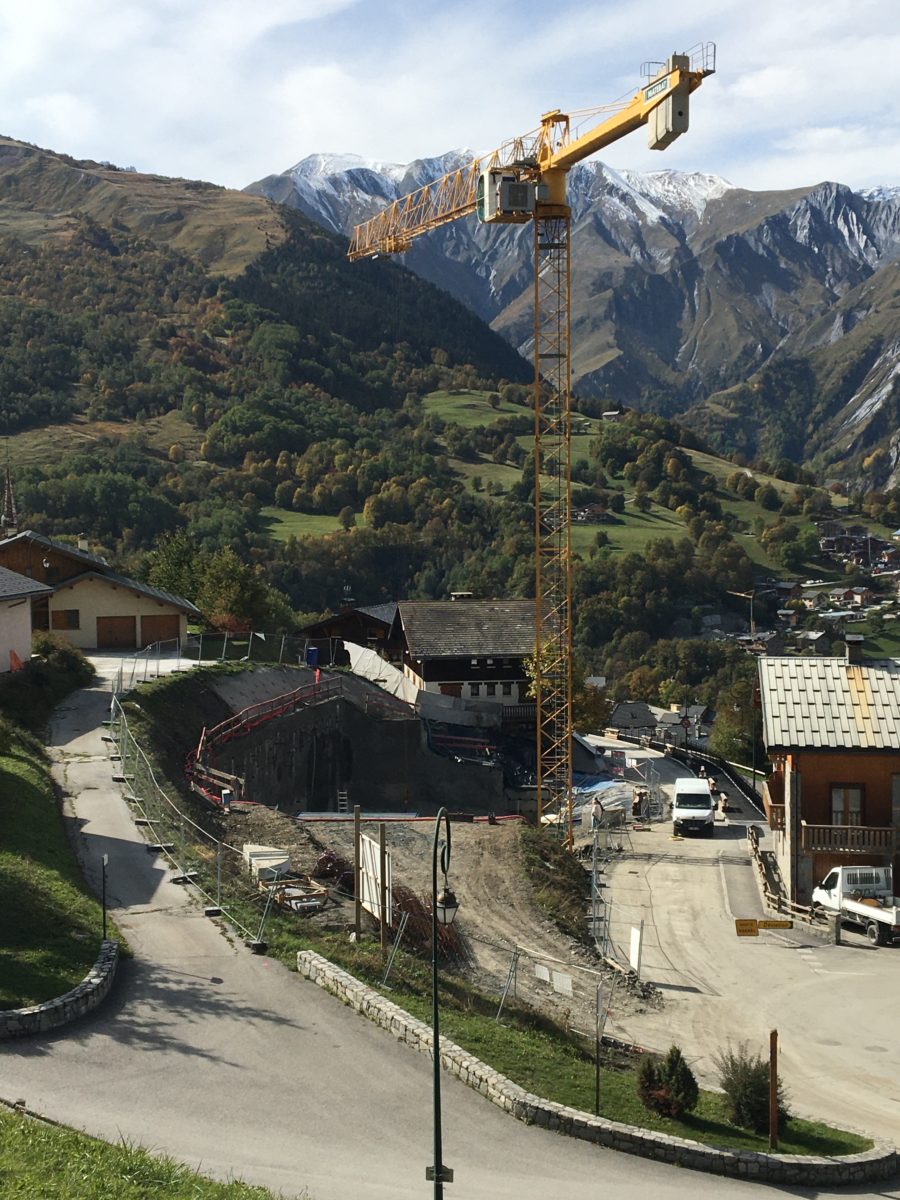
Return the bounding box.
[758,919,793,930]
[735,919,759,937]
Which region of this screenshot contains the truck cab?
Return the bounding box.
[811,865,900,946]
[671,776,715,837]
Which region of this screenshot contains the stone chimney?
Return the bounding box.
[845,634,864,665]
[77,534,90,552]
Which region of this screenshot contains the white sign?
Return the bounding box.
[534,963,550,983]
[628,921,645,977]
[552,971,573,997]
[359,833,391,922]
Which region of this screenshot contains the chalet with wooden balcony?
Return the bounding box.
[390,597,534,704]
[758,636,900,904]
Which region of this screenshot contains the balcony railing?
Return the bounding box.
[762,774,785,830]
[800,821,897,855]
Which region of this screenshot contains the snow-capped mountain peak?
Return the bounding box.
[616,167,735,217]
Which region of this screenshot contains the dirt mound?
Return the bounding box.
[225,803,656,1035]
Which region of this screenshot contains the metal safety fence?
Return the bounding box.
[107,693,256,940]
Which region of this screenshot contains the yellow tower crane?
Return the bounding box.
[349,44,715,842]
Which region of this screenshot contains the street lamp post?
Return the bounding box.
[428,807,459,1199]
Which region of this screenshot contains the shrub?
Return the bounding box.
[31,631,95,686]
[637,1045,699,1118]
[714,1042,791,1133]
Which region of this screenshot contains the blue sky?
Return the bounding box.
[1,0,898,192]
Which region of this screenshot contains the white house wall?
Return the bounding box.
[48,576,188,650]
[0,597,34,672]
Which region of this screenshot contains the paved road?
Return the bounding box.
[2,666,896,1199]
[599,748,900,1148]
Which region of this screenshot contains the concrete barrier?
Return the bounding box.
[297,949,897,1185]
[0,941,119,1038]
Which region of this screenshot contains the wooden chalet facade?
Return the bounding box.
[758,639,900,904]
[390,599,534,704]
[302,603,398,666]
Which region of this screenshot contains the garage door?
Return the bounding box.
[96,616,137,649]
[141,614,180,648]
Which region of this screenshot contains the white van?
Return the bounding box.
[671,776,715,837]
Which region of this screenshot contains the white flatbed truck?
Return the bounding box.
[811,865,900,946]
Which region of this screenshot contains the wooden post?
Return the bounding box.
[353,805,361,940]
[379,822,388,956]
[768,1029,778,1151]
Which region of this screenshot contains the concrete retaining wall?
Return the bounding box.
[0,941,119,1038]
[297,950,897,1186]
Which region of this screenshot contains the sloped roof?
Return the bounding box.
[0,565,52,601]
[758,655,900,751]
[397,600,534,659]
[54,570,201,616]
[608,701,657,729]
[356,602,397,626]
[4,530,109,569]
[1,530,198,615]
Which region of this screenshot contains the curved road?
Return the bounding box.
[2,663,896,1200]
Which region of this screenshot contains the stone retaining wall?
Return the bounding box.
[0,941,119,1039]
[297,950,897,1186]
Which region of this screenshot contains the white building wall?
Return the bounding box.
[0,597,34,672]
[48,576,188,650]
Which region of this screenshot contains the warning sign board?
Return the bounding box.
[734,919,759,937]
[758,919,793,930]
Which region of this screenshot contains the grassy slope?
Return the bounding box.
[0,1109,281,1200]
[0,744,105,1008]
[7,411,205,469]
[260,506,365,541]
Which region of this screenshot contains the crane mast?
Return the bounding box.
[350,45,715,842]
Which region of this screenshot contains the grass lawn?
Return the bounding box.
[858,621,900,657]
[0,1109,282,1200]
[0,743,108,1009]
[7,409,204,468]
[260,506,364,541]
[423,388,527,426]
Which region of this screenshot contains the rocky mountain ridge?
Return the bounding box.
[247,153,900,486]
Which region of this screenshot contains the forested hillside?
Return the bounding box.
[3,137,897,712]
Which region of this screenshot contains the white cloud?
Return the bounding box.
[0,0,898,192]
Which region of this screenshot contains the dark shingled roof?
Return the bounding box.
[397,600,535,659]
[0,565,52,601]
[356,602,397,626]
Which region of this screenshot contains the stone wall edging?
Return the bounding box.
[0,940,119,1039]
[297,949,897,1186]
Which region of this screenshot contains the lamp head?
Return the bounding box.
[435,886,459,926]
